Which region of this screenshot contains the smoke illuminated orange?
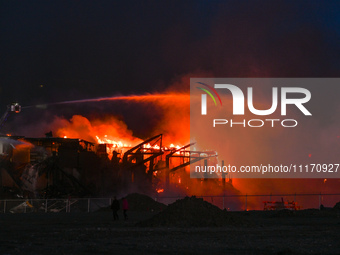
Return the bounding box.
[44,80,340,211]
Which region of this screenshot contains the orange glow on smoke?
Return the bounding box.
[96,135,131,147]
[48,85,229,202]
[46,76,340,211]
[54,115,143,146]
[52,89,190,157]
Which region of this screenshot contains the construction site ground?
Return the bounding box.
[1,209,340,255]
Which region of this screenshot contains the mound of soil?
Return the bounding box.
[96,193,166,212]
[125,193,167,212]
[333,201,340,210]
[137,196,248,227]
[270,209,296,217]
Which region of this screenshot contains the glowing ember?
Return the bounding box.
[156,188,164,193]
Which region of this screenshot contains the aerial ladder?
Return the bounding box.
[0,103,22,191]
[0,102,21,131]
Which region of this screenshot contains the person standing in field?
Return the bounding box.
[111,196,120,220]
[122,197,129,220]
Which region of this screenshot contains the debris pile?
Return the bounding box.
[137,196,247,227]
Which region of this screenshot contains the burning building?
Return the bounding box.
[0,93,242,209]
[0,132,221,199]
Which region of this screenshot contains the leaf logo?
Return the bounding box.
[196,82,222,115]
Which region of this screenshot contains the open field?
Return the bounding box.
[1,209,340,255]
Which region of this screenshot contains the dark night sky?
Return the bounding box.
[0,0,340,136]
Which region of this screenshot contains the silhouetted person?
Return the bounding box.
[111,196,120,220]
[122,197,129,220]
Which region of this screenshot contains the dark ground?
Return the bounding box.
[1,210,340,255]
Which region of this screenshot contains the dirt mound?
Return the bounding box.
[270,209,296,217]
[333,201,340,210]
[137,196,247,227]
[124,193,167,212]
[96,193,166,212]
